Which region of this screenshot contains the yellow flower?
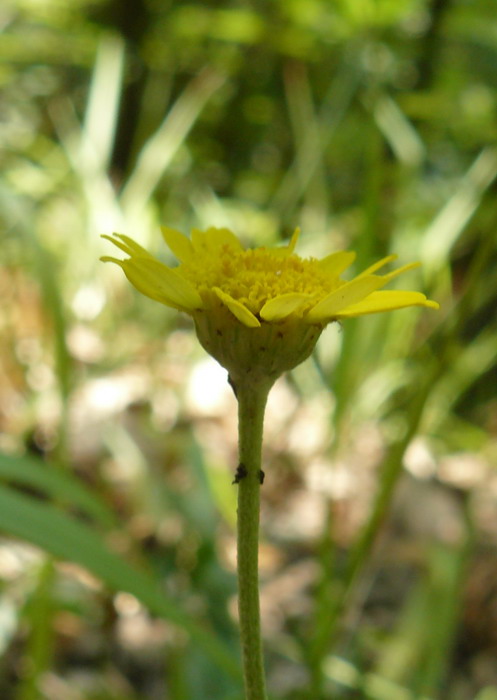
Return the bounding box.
[102,226,438,386]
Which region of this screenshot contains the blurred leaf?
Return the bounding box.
[373,95,425,167]
[16,560,56,700]
[172,7,264,44]
[323,654,433,700]
[0,452,117,529]
[476,689,497,700]
[421,147,497,279]
[426,327,497,430]
[374,540,470,697]
[120,68,226,227]
[0,484,240,681]
[83,32,125,174]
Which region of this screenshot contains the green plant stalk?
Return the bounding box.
[306,353,444,697]
[235,378,272,700]
[17,559,56,700]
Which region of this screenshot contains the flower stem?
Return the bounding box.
[235,378,272,700]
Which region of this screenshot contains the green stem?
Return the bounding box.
[235,378,272,700]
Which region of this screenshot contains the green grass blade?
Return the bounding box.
[83,32,125,173]
[120,68,225,224]
[0,452,117,529]
[16,559,56,700]
[421,146,497,279]
[0,485,240,680]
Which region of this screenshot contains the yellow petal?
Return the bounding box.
[102,257,167,303]
[117,233,153,256]
[334,290,440,318]
[287,227,300,254]
[282,227,300,255]
[381,261,420,283]
[357,254,397,277]
[160,226,194,262]
[270,228,301,257]
[317,251,356,277]
[191,227,243,255]
[100,256,123,264]
[306,275,385,321]
[260,293,311,321]
[121,257,203,311]
[101,233,152,258]
[213,287,261,328]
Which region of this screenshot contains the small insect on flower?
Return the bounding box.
[102,226,438,385]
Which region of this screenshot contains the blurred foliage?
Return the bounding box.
[1,0,497,698]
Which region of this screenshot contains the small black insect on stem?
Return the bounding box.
[232,463,248,484]
[232,464,266,485]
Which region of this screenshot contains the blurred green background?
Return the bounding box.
[1,0,497,698]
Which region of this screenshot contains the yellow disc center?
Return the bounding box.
[180,245,338,314]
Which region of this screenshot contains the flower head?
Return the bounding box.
[102,226,438,386]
